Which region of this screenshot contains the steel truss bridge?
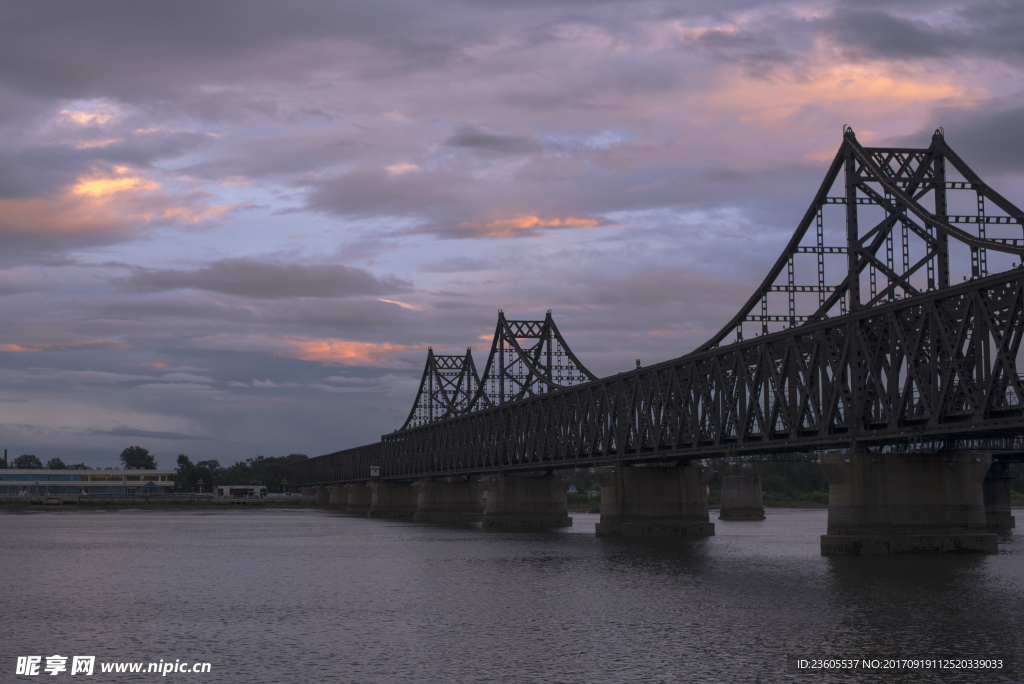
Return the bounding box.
[291,128,1024,487]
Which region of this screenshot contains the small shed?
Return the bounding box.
[215,485,267,499]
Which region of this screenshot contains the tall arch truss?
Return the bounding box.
[704,127,1024,349]
[400,311,596,429]
[294,129,1024,485]
[400,348,482,430]
[475,311,597,408]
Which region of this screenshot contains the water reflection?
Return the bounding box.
[0,509,1020,683]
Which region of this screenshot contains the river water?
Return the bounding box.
[2,508,1021,683]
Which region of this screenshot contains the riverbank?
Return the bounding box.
[0,496,321,511]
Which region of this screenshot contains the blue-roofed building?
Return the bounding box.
[0,469,175,496]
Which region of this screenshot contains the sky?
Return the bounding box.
[2,0,1024,468]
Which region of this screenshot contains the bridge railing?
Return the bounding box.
[288,442,381,486]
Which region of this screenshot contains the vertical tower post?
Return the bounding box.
[427,349,434,423]
[933,149,950,288]
[787,256,795,326]
[885,189,895,301]
[975,193,988,278]
[498,314,505,404]
[844,139,861,311]
[816,209,825,308]
[545,311,553,391]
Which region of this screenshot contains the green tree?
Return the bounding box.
[175,454,194,491]
[568,467,598,494]
[174,454,222,492]
[120,446,157,469]
[219,453,308,492]
[66,463,92,470]
[45,457,66,469]
[14,454,43,469]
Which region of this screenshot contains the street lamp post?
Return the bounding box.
[197,478,203,494]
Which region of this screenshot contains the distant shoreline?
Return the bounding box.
[4,498,1021,514]
[0,498,320,512]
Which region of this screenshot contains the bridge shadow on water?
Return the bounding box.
[309,507,1023,682]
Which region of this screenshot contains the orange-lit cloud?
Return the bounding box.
[73,166,159,197]
[73,138,125,150]
[377,298,418,310]
[386,162,419,175]
[192,334,421,365]
[702,61,980,139]
[59,109,116,126]
[669,22,740,42]
[444,214,610,238]
[281,338,414,364]
[0,340,132,352]
[0,166,235,238]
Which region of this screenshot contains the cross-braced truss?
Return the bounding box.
[474,310,597,408]
[401,348,482,430]
[399,311,596,431]
[291,130,1024,485]
[704,127,1024,347]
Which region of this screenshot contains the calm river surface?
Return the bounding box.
[2,508,1022,683]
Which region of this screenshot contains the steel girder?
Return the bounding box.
[288,442,381,487]
[399,310,596,431]
[473,310,597,408]
[376,270,1024,479]
[290,130,1024,486]
[703,128,1024,348]
[400,347,482,430]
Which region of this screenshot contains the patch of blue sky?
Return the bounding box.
[539,128,630,151]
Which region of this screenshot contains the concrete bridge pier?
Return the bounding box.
[481,473,572,529]
[344,483,372,515]
[819,451,998,555]
[328,485,347,508]
[313,486,330,506]
[413,479,483,523]
[368,481,417,519]
[719,475,765,520]
[983,461,1016,531]
[594,465,715,537]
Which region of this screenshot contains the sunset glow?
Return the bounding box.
[0,0,1020,464]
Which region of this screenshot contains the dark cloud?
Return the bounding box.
[116,258,411,299]
[306,167,465,218]
[91,426,212,441]
[587,268,750,309]
[418,257,490,272]
[820,2,1024,64]
[3,0,1024,467]
[84,295,435,342]
[444,127,538,155]
[886,101,1024,175]
[0,130,215,200]
[818,9,951,61]
[0,1,434,100]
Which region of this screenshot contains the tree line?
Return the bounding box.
[1,445,310,493]
[4,455,90,470]
[4,446,1021,499]
[174,453,308,493]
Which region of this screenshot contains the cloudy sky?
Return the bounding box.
[2,0,1023,467]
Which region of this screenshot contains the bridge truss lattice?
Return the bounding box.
[400,311,596,430]
[708,128,1024,347]
[292,129,1024,485]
